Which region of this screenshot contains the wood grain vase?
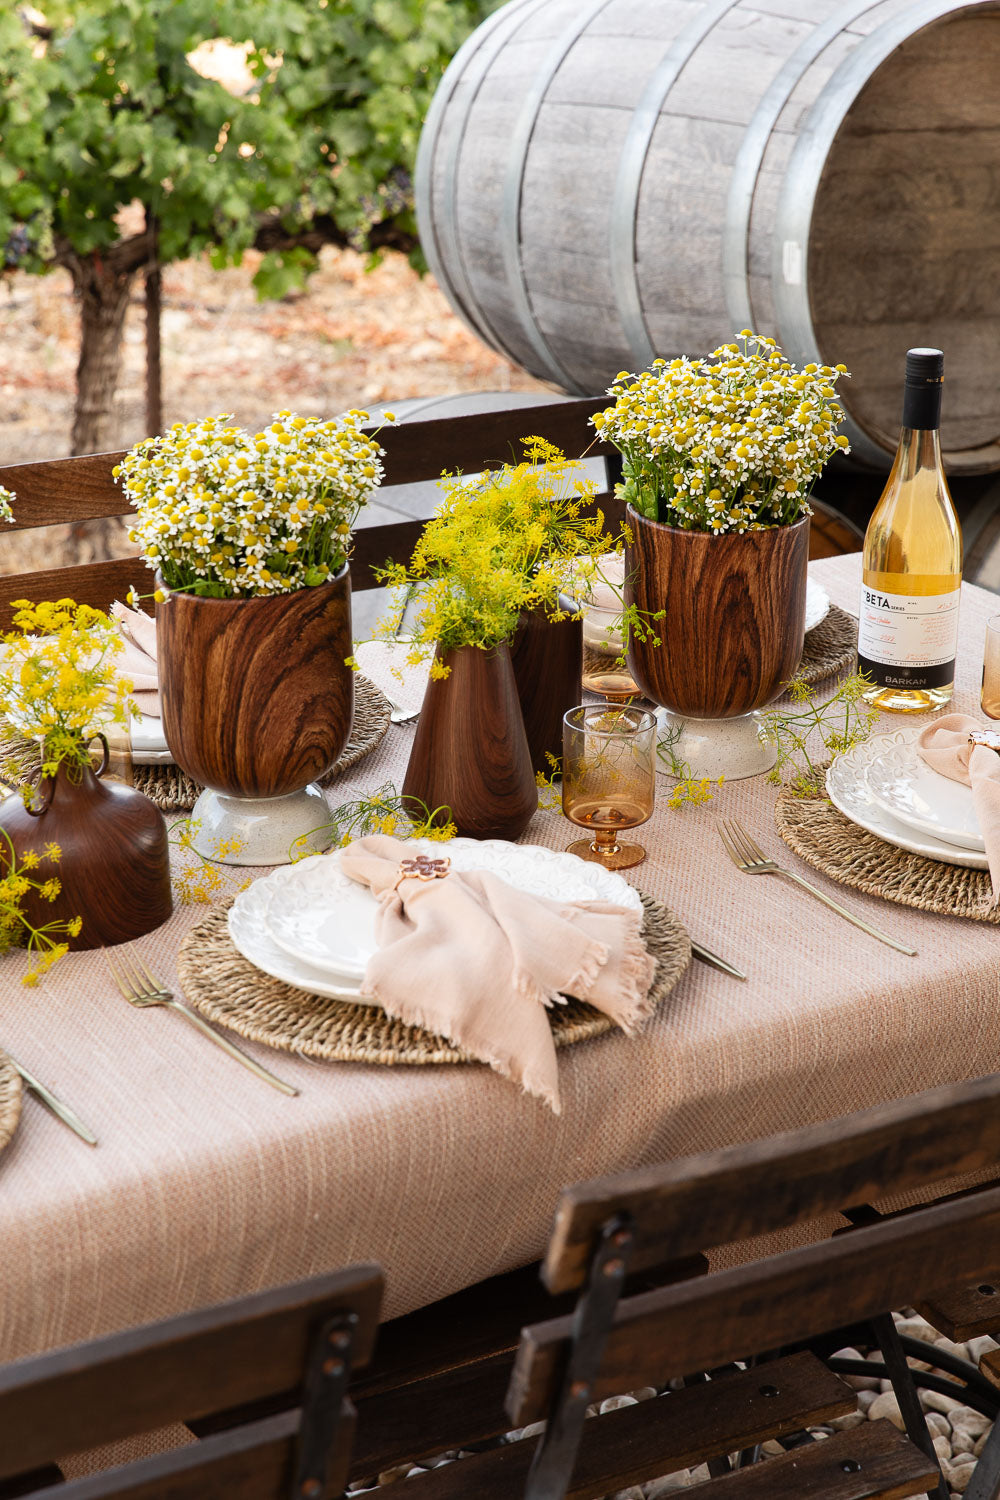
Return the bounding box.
[509,600,582,777]
[0,759,172,949]
[156,569,354,798]
[402,644,537,841]
[624,508,809,718]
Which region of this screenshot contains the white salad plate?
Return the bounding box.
[805,577,831,634]
[228,872,364,1000]
[262,838,643,982]
[863,732,983,852]
[827,731,988,871]
[130,714,173,765]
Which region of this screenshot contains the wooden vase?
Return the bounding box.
[156,568,354,799]
[0,752,172,950]
[509,598,582,777]
[624,508,809,718]
[402,644,538,841]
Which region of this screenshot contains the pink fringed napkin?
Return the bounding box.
[917,713,1000,906]
[111,602,160,717]
[338,835,657,1112]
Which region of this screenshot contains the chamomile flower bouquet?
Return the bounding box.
[592,332,850,532]
[116,409,387,598]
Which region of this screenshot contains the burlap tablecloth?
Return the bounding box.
[2,554,998,1362]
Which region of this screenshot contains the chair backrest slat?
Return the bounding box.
[509,1181,1000,1424]
[0,398,619,631]
[0,1264,381,1481]
[0,397,612,533]
[0,558,157,628]
[0,452,129,531]
[366,396,611,486]
[53,1411,309,1500]
[541,1072,1000,1294]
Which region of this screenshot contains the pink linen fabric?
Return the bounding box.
[338,835,656,1113]
[111,602,160,716]
[917,713,1000,905]
[4,556,1000,1368]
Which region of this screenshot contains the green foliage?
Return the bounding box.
[0,0,502,284]
[289,781,457,860]
[656,722,723,810]
[759,672,879,795]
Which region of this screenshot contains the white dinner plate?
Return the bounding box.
[228,871,364,1000]
[130,713,173,765]
[805,577,831,634]
[251,838,643,987]
[827,731,988,870]
[863,732,983,852]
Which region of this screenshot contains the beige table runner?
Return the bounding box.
[1,554,999,1362]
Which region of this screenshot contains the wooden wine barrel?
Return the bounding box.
[416,0,1000,474]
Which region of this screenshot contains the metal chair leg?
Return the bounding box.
[962,1414,1000,1500]
[870,1313,949,1500]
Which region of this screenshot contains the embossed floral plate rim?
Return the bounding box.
[826,731,988,871]
[232,838,644,993]
[863,729,983,852]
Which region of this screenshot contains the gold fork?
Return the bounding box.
[105,946,299,1096]
[716,818,917,957]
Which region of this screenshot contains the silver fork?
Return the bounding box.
[105,946,299,1096]
[716,818,917,957]
[388,698,420,725]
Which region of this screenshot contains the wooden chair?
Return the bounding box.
[0,394,860,625]
[0,399,620,627]
[0,1263,382,1500]
[344,1075,1000,1500]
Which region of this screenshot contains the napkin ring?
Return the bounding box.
[394,854,451,890]
[969,729,1000,754]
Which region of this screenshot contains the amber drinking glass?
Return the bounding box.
[982,616,1000,721]
[578,557,641,701]
[562,704,656,870]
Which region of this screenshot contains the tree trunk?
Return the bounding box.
[66,251,137,456]
[59,250,138,561]
[144,208,162,439]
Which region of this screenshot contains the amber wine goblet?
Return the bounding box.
[982,615,1000,721]
[562,705,656,870]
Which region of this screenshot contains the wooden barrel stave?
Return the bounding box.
[418,0,1000,473]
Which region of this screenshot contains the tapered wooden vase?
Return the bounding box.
[157,567,354,865]
[0,750,172,950]
[402,643,538,841]
[625,507,809,780]
[509,597,582,777]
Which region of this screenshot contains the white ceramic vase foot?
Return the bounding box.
[656,709,776,782]
[188,784,335,866]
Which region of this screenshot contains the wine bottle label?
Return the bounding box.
[857,586,961,690]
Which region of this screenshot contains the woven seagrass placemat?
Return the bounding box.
[0,1051,23,1154]
[775,778,999,924]
[796,604,856,687]
[176,890,691,1064]
[583,605,856,703]
[1,676,391,815]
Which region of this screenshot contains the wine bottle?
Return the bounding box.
[858,348,962,712]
